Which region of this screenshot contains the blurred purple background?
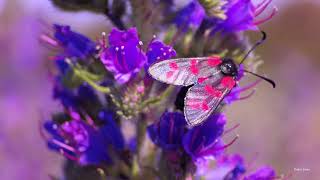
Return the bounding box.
[0,0,319,179]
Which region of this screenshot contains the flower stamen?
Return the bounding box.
[214,135,239,151]
[254,0,272,17]
[59,149,79,161]
[223,123,240,136]
[238,89,256,101]
[254,7,278,25]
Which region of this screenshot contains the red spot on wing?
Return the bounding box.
[190,59,199,75]
[204,85,222,97]
[191,59,197,65]
[207,56,222,67]
[190,65,199,75]
[201,102,209,111]
[166,71,174,78]
[221,77,236,89]
[198,77,208,84]
[169,62,178,70]
[187,99,201,110]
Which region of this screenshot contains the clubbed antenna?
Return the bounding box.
[240,31,267,64]
[244,70,276,88]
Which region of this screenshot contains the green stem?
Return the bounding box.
[73,69,111,93]
[67,61,123,109]
[139,86,174,110]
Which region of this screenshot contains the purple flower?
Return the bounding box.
[197,154,246,179]
[147,111,187,150]
[108,27,140,47]
[219,154,247,180]
[244,166,276,180]
[215,0,277,33]
[55,58,70,75]
[174,1,206,31]
[53,84,100,110]
[43,110,124,165]
[182,114,226,160]
[146,40,176,66]
[53,24,96,58]
[100,28,146,84]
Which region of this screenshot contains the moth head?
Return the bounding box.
[220,58,238,77]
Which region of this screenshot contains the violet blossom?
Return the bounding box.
[100,28,176,84]
[183,113,226,160]
[53,24,97,58]
[214,0,278,33]
[43,110,124,165]
[147,111,187,150]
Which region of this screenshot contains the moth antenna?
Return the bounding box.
[240,31,267,64]
[244,70,276,88]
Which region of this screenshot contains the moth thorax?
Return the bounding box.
[220,58,238,77]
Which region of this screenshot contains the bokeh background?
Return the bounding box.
[0,0,319,179]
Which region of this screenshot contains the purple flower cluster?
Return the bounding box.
[43,109,124,165]
[203,154,277,180]
[53,24,97,59]
[174,0,277,33]
[147,111,277,179]
[148,112,228,160]
[100,28,176,84]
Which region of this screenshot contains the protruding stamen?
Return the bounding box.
[246,152,259,171]
[223,124,240,135]
[51,139,77,153]
[233,79,262,95]
[238,89,256,100]
[146,35,157,52]
[255,0,272,17]
[85,115,97,129]
[254,7,278,25]
[68,109,81,120]
[256,0,269,9]
[214,135,239,151]
[40,34,59,47]
[101,32,107,48]
[59,149,78,161]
